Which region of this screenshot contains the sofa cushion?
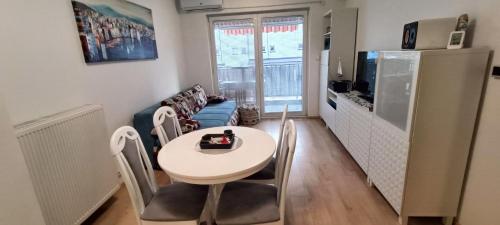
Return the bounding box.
[205,101,237,109]
[194,120,228,128]
[192,101,238,129]
[228,110,239,127]
[196,108,236,115]
[192,113,231,122]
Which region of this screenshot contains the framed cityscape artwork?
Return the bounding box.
[71,0,158,63]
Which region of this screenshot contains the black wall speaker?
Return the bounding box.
[400,18,457,50]
[402,22,418,49]
[493,66,500,77]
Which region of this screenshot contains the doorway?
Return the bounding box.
[209,10,308,117]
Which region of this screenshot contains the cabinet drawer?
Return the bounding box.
[323,103,336,132]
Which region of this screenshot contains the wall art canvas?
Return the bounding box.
[72,0,158,63]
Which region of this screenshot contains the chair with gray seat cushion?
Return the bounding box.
[216,120,297,225]
[153,106,183,147]
[110,126,209,225]
[243,104,288,184]
[242,158,275,180]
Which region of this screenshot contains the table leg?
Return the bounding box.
[206,184,225,225]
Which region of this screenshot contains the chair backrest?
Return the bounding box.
[153,106,183,147]
[110,126,159,222]
[274,104,288,176]
[275,119,297,217]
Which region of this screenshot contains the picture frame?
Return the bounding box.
[447,31,466,49]
[71,0,158,63]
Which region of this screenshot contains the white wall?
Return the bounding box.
[345,0,500,224]
[0,0,186,132]
[0,95,45,225]
[180,0,345,116]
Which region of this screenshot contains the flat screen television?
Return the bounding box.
[354,51,378,103]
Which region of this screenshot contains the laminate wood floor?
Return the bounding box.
[84,118,442,225]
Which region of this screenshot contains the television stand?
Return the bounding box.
[357,94,374,103]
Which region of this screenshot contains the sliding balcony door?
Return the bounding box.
[260,13,306,116]
[209,11,308,117]
[210,16,259,105]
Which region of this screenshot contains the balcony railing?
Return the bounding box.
[217,58,303,105]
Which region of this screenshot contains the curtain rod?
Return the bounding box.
[222,1,325,10]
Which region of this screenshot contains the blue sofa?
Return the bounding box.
[133,85,239,169]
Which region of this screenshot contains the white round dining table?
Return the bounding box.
[158,126,276,185]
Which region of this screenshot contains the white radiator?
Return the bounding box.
[15,105,120,225]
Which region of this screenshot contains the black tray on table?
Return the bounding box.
[200,133,235,149]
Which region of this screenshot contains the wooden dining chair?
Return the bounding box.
[110,126,210,225]
[242,104,288,184]
[215,119,297,225]
[153,106,183,147]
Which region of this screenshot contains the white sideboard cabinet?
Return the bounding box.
[320,49,490,225]
[321,90,373,175]
[370,49,490,225]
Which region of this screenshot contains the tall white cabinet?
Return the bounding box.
[319,50,339,132]
[369,49,490,225]
[319,7,358,136]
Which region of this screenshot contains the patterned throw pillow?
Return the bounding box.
[160,84,208,119]
[177,100,194,118]
[181,89,202,113]
[160,94,193,120]
[194,91,208,108]
[181,85,208,113]
[207,95,227,104]
[192,84,208,107]
[179,119,200,133]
